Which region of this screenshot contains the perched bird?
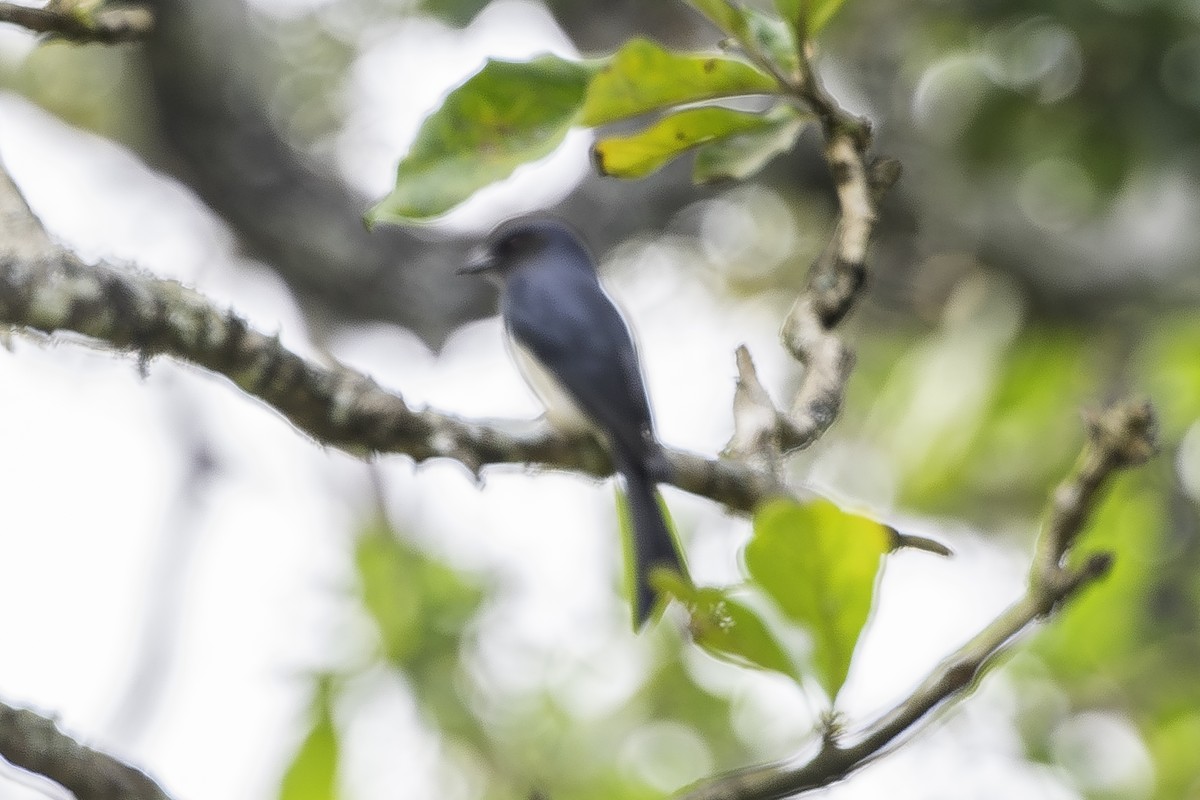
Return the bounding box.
[460,216,683,626]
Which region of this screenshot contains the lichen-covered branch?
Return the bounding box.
[0,162,785,510]
[0,2,152,43]
[726,42,901,456]
[0,242,790,506]
[0,700,173,800]
[1034,402,1157,580]
[678,398,1156,800]
[773,153,899,451]
[0,161,948,561]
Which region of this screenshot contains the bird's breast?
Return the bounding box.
[505,330,595,433]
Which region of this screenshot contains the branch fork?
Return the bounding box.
[681,398,1157,800]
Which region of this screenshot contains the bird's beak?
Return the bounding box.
[458,245,495,275]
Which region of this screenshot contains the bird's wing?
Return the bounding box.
[503,270,656,460]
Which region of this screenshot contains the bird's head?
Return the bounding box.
[459,216,593,283]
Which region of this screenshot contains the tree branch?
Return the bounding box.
[0,699,172,800]
[0,160,948,557]
[0,160,771,504]
[726,41,901,457]
[0,2,152,43]
[677,398,1156,800]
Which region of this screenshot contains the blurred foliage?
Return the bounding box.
[266,19,358,146]
[287,519,767,800]
[355,519,488,742]
[838,297,1200,795]
[865,324,1101,516]
[1137,313,1200,441]
[3,0,1199,795]
[951,8,1190,200]
[0,42,151,146]
[813,0,1200,208]
[279,677,340,800]
[331,499,889,797]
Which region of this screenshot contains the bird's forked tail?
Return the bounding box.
[619,460,684,627]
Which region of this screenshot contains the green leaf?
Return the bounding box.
[805,0,848,35]
[693,106,808,182]
[581,38,776,127]
[773,0,803,43]
[774,0,802,22]
[742,7,800,75]
[1151,713,1200,800]
[775,0,847,38]
[367,55,592,222]
[744,499,888,700]
[685,0,748,36]
[279,678,339,800]
[593,107,772,179]
[661,579,801,682]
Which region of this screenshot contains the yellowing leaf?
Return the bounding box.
[367,55,592,222]
[745,499,888,700]
[581,38,776,127]
[593,107,771,179]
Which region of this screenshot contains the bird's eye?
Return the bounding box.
[498,232,527,255]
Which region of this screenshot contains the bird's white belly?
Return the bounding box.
[506,332,595,433]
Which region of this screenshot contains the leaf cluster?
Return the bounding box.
[368,0,849,222]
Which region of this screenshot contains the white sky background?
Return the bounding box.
[0,2,1155,799]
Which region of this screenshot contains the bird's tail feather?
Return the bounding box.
[620,461,683,627]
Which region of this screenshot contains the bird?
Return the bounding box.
[459,216,684,627]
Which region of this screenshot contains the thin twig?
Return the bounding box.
[725,39,899,456]
[678,399,1156,800]
[0,2,153,43]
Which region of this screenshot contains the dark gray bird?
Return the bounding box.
[460,216,683,626]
